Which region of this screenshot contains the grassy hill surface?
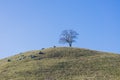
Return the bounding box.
[0,47,120,80]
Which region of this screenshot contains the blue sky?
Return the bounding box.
[0,0,120,59]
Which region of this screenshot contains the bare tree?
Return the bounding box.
[59,30,79,47]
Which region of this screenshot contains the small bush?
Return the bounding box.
[41,48,45,50]
[7,59,11,62]
[53,46,56,48]
[38,51,44,54]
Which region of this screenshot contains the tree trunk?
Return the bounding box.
[69,43,72,47]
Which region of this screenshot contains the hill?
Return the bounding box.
[0,47,120,80]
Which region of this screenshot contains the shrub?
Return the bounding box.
[7,59,11,62]
[41,48,45,50]
[53,46,56,48]
[38,51,44,54]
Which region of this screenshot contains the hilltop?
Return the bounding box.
[0,47,120,80]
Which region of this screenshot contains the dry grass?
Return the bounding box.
[0,47,120,80]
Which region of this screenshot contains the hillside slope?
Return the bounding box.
[0,47,120,80]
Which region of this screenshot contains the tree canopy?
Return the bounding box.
[59,30,79,47]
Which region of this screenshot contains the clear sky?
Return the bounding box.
[0,0,120,59]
